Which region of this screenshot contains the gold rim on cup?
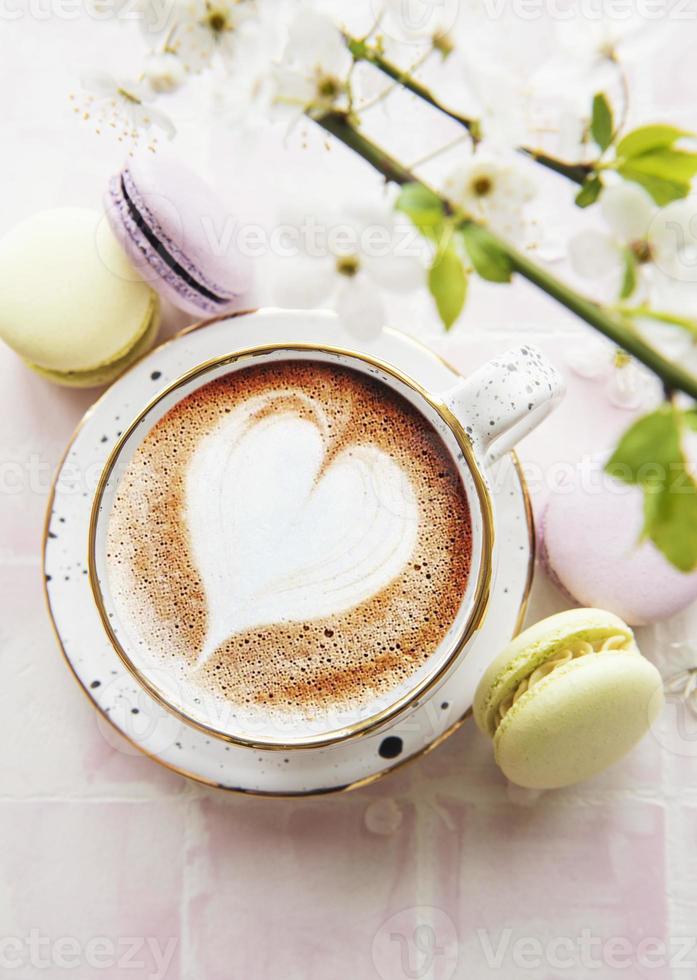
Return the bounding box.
[87,342,496,751]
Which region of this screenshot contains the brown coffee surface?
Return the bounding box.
[106,360,472,724]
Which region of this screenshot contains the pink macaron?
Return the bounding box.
[105,149,251,317]
[541,453,697,626]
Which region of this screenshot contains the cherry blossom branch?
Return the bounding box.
[345,35,594,187]
[315,110,697,401]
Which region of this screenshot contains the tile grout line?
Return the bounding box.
[179,787,206,980]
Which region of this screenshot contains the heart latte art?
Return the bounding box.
[106,361,472,730]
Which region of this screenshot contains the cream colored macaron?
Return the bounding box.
[474,608,664,789]
[0,208,159,387]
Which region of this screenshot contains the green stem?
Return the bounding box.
[614,305,697,339]
[346,35,594,187]
[347,36,476,134]
[314,110,697,401]
[517,148,594,186]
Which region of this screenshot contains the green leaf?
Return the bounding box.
[395,182,445,242]
[591,93,613,152]
[606,406,697,572]
[644,481,697,573]
[615,129,697,203]
[428,244,467,330]
[616,163,690,205]
[460,224,513,283]
[623,148,697,183]
[684,408,697,432]
[620,248,638,300]
[617,124,693,160]
[607,406,680,484]
[575,176,603,208]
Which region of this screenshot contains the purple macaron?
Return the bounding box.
[105,149,251,317]
[541,453,697,626]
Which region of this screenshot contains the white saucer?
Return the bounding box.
[44,309,533,796]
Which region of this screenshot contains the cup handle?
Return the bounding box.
[439,344,565,465]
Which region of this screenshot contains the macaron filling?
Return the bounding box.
[495,632,630,729]
[118,175,229,307]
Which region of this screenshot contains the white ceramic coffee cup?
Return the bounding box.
[90,342,564,748]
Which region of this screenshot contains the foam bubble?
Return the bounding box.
[105,361,472,730]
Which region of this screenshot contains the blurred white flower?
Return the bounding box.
[271,204,425,340]
[143,51,187,93]
[202,14,281,129]
[364,797,403,835]
[72,71,175,148]
[654,641,697,718]
[139,0,259,73]
[555,15,665,73]
[648,199,697,287]
[377,0,460,47]
[462,61,530,149]
[271,9,352,118]
[506,782,543,807]
[565,336,661,410]
[443,151,535,239]
[570,184,697,305]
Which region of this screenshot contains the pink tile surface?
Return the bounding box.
[0,562,186,799]
[179,793,672,980]
[435,800,671,980]
[185,794,421,979]
[2,13,693,969]
[1,326,686,980]
[0,801,185,979]
[1,328,686,979]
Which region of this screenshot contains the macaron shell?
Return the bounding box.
[0,209,156,374]
[27,301,159,387]
[494,652,664,789]
[107,200,227,318]
[474,607,634,737]
[542,455,697,625]
[105,149,251,314]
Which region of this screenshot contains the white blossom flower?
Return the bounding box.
[555,15,666,75]
[652,640,697,719]
[143,51,187,93]
[271,204,426,340]
[506,782,543,807]
[364,797,403,835]
[461,61,531,150]
[443,151,535,239]
[271,9,352,118]
[71,71,175,149]
[206,38,277,130]
[377,0,460,48]
[648,198,697,287]
[565,336,661,411]
[139,0,259,74]
[569,184,697,304]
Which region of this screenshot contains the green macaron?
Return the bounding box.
[0,208,159,387]
[474,608,664,789]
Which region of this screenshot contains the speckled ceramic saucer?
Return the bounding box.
[44,309,534,796]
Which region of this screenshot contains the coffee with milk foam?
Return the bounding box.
[106,361,472,734]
